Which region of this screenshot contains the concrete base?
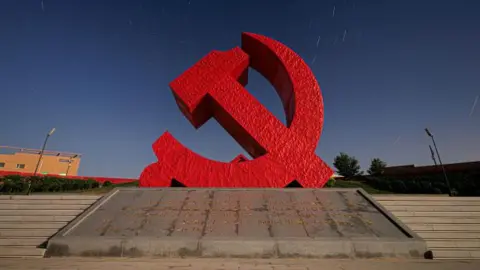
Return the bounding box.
[45,188,428,259]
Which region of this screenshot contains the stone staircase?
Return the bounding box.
[374,195,480,260]
[1,193,479,260]
[0,194,101,258]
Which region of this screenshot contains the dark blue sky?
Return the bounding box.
[1,0,479,178]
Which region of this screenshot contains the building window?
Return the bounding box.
[0,162,5,168]
[16,164,25,169]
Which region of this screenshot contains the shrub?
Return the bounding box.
[404,180,422,194]
[0,175,133,194]
[115,181,139,187]
[376,179,392,191]
[391,180,407,193]
[84,179,99,190]
[367,158,387,176]
[326,178,336,187]
[432,182,447,194]
[420,180,434,193]
[333,153,362,178]
[103,181,113,187]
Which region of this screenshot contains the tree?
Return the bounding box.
[333,152,362,178]
[367,158,387,176]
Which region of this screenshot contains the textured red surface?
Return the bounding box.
[140,33,333,188]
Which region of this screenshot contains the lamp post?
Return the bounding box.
[65,158,72,176]
[425,128,452,196]
[27,128,56,195]
[429,145,438,166]
[65,154,78,176]
[33,128,56,176]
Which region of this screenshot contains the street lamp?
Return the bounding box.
[27,128,56,195]
[429,145,438,166]
[65,154,78,176]
[65,158,72,176]
[425,128,452,196]
[33,128,56,176]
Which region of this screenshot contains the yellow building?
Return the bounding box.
[0,146,81,176]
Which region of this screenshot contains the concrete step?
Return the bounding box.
[0,237,49,246]
[0,195,101,200]
[380,200,480,206]
[384,205,480,212]
[376,196,480,260]
[374,195,479,201]
[392,211,480,217]
[398,216,480,224]
[409,224,480,231]
[0,229,59,237]
[427,240,480,249]
[0,204,91,210]
[0,199,98,205]
[431,249,480,260]
[0,215,77,222]
[0,210,84,216]
[0,194,98,258]
[417,231,480,240]
[0,246,45,258]
[0,222,67,229]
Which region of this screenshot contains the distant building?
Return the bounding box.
[382,162,480,176]
[0,146,81,176]
[331,173,344,179]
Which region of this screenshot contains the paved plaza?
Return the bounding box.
[1,258,479,270]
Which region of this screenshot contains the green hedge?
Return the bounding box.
[361,172,480,196]
[326,179,391,194]
[2,172,477,196]
[327,171,480,196]
[0,175,138,194]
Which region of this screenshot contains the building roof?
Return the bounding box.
[383,161,480,175]
[0,146,82,159]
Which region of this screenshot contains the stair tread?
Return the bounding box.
[0,246,45,257]
[0,222,67,229]
[0,229,58,237]
[432,249,480,258]
[0,210,85,216]
[0,201,97,206]
[0,237,49,247]
[0,195,101,200]
[0,205,91,210]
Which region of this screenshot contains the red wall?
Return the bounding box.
[0,170,137,184]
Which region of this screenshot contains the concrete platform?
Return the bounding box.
[3,258,480,270]
[45,188,428,259]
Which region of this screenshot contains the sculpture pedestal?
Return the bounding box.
[46,188,427,259]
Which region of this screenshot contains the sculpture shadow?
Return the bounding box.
[284,180,303,188]
[170,179,303,188]
[170,179,186,187]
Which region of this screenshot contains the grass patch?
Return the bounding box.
[1,175,391,195]
[327,180,392,194]
[67,181,140,195]
[68,180,390,195]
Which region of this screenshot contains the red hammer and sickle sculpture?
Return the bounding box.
[140,33,333,188]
